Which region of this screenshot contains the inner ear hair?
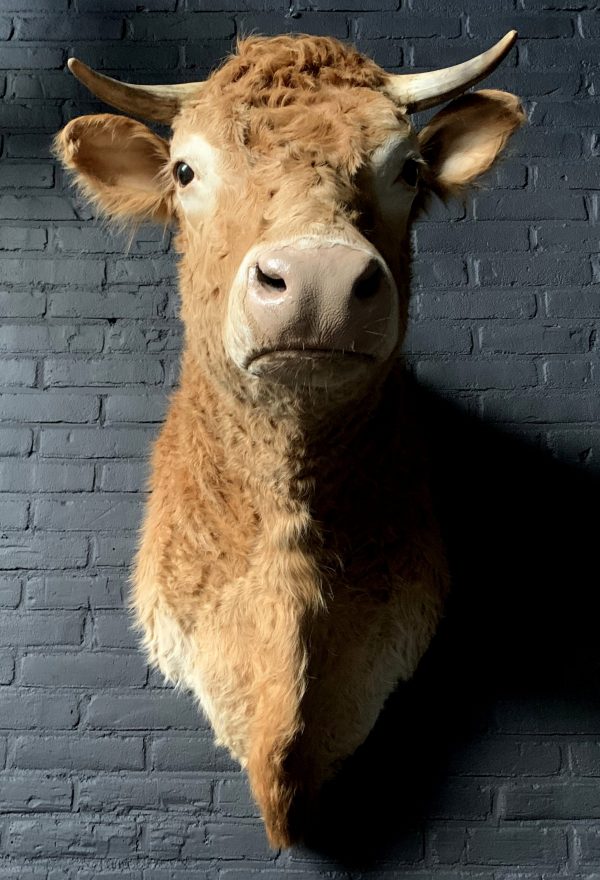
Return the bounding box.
[54,114,173,225]
[417,89,525,197]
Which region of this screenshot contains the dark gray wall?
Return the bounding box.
[0,0,599,876]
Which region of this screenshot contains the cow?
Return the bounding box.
[54,31,524,848]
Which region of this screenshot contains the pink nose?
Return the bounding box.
[245,244,396,358]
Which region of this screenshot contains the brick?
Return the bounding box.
[414,221,529,254]
[0,324,103,353]
[76,45,179,70]
[203,820,275,860]
[478,324,590,354]
[33,496,143,531]
[0,104,61,130]
[0,577,21,608]
[0,392,99,423]
[6,134,53,159]
[238,12,348,37]
[0,460,94,492]
[48,287,166,319]
[0,500,29,529]
[12,734,144,770]
[44,356,163,387]
[483,391,600,423]
[14,15,124,40]
[546,289,600,318]
[412,256,467,288]
[91,533,138,566]
[416,359,538,390]
[79,773,211,811]
[543,357,592,387]
[0,167,52,193]
[0,774,72,812]
[501,782,600,819]
[93,612,138,648]
[416,291,537,320]
[0,290,45,318]
[86,693,203,730]
[469,12,574,38]
[466,827,568,866]
[150,735,239,771]
[98,460,148,492]
[571,742,600,775]
[0,257,105,285]
[0,199,77,223]
[104,393,168,422]
[19,651,147,688]
[107,258,177,285]
[104,324,182,353]
[131,13,234,39]
[0,692,78,729]
[475,191,586,220]
[0,45,64,68]
[404,323,473,354]
[354,14,461,38]
[0,651,15,684]
[0,533,88,570]
[217,776,260,818]
[578,828,600,863]
[6,818,138,858]
[0,428,32,456]
[0,611,83,646]
[39,426,156,458]
[0,358,37,386]
[478,254,590,286]
[25,575,122,609]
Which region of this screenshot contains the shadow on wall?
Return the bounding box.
[302,381,600,869]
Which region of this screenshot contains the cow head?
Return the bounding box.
[55,33,524,407]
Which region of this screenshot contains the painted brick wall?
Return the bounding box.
[0,0,599,876]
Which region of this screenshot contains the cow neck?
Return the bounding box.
[178,355,403,511]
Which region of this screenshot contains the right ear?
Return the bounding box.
[54,114,172,224]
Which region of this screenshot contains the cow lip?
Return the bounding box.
[245,348,376,369]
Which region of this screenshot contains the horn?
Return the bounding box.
[67,57,203,124]
[385,30,517,113]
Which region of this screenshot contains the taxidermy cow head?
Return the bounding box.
[55,32,524,848]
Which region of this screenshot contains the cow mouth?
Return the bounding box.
[245,348,376,386]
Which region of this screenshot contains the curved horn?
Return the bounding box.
[385,30,517,113]
[67,57,203,124]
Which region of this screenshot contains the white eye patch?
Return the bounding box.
[369,134,422,223]
[170,134,222,220]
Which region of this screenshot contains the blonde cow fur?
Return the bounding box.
[55,32,524,848]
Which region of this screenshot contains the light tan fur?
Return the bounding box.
[54,34,524,848]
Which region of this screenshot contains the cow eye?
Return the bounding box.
[174,161,195,187]
[398,158,420,188]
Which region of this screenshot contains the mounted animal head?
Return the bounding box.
[55,33,524,408]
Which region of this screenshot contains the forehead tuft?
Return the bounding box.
[209,35,388,100]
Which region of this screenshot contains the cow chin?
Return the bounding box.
[245,348,377,389]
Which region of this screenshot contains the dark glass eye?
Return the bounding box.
[174,161,194,187]
[399,158,420,188]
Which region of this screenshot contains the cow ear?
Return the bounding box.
[54,114,172,224]
[417,89,525,197]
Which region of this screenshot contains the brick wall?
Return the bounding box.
[0,0,599,876]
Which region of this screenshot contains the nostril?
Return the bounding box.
[353,261,383,301]
[256,264,287,292]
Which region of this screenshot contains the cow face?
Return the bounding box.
[55,35,524,406]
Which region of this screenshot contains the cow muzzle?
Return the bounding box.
[225,239,399,388]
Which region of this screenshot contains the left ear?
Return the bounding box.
[417,89,525,196]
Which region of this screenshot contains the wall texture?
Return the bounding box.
[0,0,599,877]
